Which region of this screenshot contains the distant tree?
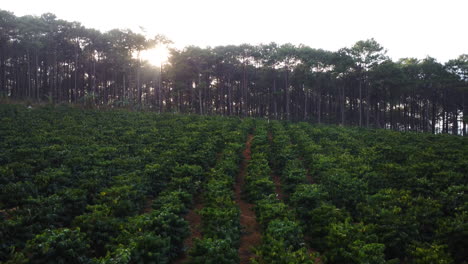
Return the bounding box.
[344,39,387,127]
[1,9,467,135]
[446,54,468,135]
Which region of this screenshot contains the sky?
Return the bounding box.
[2,0,467,63]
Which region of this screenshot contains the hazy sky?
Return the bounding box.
[2,0,467,62]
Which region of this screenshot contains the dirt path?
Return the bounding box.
[142,196,154,214]
[305,168,314,184]
[298,156,315,184]
[271,173,285,201]
[235,134,261,264]
[268,132,285,201]
[173,195,203,264]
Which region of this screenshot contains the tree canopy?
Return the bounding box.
[1,10,467,135]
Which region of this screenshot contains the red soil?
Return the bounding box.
[306,169,315,184]
[235,134,261,264]
[143,196,154,214]
[298,156,315,184]
[173,195,203,264]
[271,173,285,201]
[267,132,285,200]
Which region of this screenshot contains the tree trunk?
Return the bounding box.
[452,111,458,135]
[304,84,308,120]
[432,90,436,134]
[137,53,141,105]
[228,78,232,115]
[198,76,203,115]
[35,53,39,101]
[74,51,78,104]
[0,42,5,97]
[341,83,346,125]
[317,87,321,124]
[273,79,278,119]
[390,97,394,130]
[463,90,467,136]
[366,82,370,127]
[27,50,31,99]
[285,69,290,120]
[359,77,362,126]
[375,102,380,128]
[158,65,162,112]
[92,59,96,104]
[242,63,247,117]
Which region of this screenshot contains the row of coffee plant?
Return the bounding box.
[286,122,466,263]
[245,121,318,264]
[0,105,236,263]
[188,120,253,263]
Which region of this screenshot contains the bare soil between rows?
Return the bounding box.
[235,134,261,264]
[172,195,203,264]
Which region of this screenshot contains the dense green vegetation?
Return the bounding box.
[1,10,467,135]
[0,104,244,263]
[0,104,466,263]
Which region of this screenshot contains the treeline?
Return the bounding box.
[1,10,467,135]
[0,10,168,106]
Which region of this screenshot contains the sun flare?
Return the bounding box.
[141,46,170,66]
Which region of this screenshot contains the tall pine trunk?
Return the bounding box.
[304,84,308,120]
[359,77,362,126]
[285,69,290,120]
[341,84,346,125]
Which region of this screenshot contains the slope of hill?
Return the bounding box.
[0,104,466,263]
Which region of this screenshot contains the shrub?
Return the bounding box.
[23,228,90,264]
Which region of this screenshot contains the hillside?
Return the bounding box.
[0,104,466,263]
[1,10,467,134]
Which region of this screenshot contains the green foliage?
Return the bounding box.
[290,184,328,215]
[126,210,189,257]
[281,159,307,195]
[249,123,320,264]
[153,190,192,215]
[167,164,204,193]
[143,163,172,195]
[325,220,385,264]
[436,212,468,263]
[0,181,37,208]
[188,238,239,264]
[73,204,122,255]
[409,242,454,264]
[0,105,466,263]
[357,189,419,258]
[265,219,304,250]
[357,189,445,258]
[304,203,348,249]
[198,203,240,241]
[121,233,171,264]
[244,177,276,202]
[320,169,368,213]
[252,238,319,264]
[23,228,90,264]
[187,125,245,262]
[254,195,290,228]
[32,167,72,194]
[97,184,145,217]
[93,246,132,264]
[245,154,275,201]
[288,123,466,262]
